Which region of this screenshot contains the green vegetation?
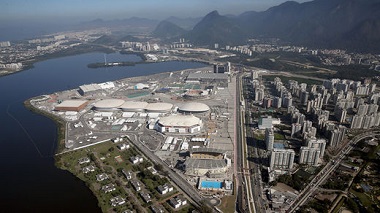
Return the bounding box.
[219,194,237,213]
[300,199,330,213]
[55,141,187,212]
[350,189,376,212]
[331,196,346,213]
[345,197,359,213]
[274,133,285,140]
[277,170,311,191]
[322,173,351,190]
[33,44,114,62]
[253,132,265,141]
[262,75,322,85]
[331,65,378,81]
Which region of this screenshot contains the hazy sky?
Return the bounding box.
[2,0,311,21]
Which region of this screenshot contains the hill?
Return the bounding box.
[185,11,247,46]
[185,0,380,52]
[151,20,187,39]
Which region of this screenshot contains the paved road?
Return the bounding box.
[126,133,203,207]
[241,74,266,213]
[287,131,380,212]
[235,72,248,212]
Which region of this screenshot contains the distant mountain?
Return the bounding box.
[77,17,159,33]
[152,20,187,39]
[164,16,202,30]
[185,0,380,52]
[185,11,247,46]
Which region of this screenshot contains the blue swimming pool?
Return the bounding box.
[201,180,223,189]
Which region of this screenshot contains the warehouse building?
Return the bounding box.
[79,84,102,96]
[54,100,89,112]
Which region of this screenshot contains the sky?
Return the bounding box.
[2,0,311,21]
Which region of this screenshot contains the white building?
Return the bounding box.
[299,147,320,166]
[156,114,202,134]
[265,128,274,151]
[269,148,295,170]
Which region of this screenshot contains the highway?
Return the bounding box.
[241,74,267,213]
[235,72,250,212]
[236,72,266,213]
[126,133,203,207]
[287,131,380,212]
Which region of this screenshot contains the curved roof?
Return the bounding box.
[179,102,210,113]
[158,115,201,127]
[93,99,125,109]
[145,102,173,112]
[120,101,148,110]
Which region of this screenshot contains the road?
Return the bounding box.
[126,133,203,207]
[236,72,268,213]
[241,74,267,213]
[235,72,249,212]
[287,131,380,212]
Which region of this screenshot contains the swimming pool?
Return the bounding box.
[200,180,223,189]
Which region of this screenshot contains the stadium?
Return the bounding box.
[120,101,148,112]
[93,99,125,111]
[182,148,231,177]
[92,99,173,113]
[145,102,173,113]
[178,102,210,114]
[156,114,202,134]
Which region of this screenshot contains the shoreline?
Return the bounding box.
[0,44,115,78]
[24,99,67,154]
[23,66,212,212]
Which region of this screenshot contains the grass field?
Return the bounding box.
[219,195,237,213]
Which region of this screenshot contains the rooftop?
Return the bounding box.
[158,114,201,127]
[178,102,210,113]
[184,158,227,169]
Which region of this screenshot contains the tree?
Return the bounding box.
[198,200,213,213]
[154,164,164,172]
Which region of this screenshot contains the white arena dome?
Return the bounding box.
[158,115,201,127]
[120,101,148,112]
[93,99,125,111]
[145,102,173,112]
[178,102,210,113]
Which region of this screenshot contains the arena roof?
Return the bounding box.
[158,115,201,127]
[184,159,227,169]
[120,101,148,110]
[79,84,102,93]
[56,100,88,108]
[178,102,210,113]
[190,147,225,155]
[145,103,173,112]
[93,99,125,109]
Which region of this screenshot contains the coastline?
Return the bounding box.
[23,66,209,212]
[24,99,67,154]
[0,44,114,78]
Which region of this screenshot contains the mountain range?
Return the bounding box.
[152,0,380,53]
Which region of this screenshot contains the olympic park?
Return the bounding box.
[56,98,234,193]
